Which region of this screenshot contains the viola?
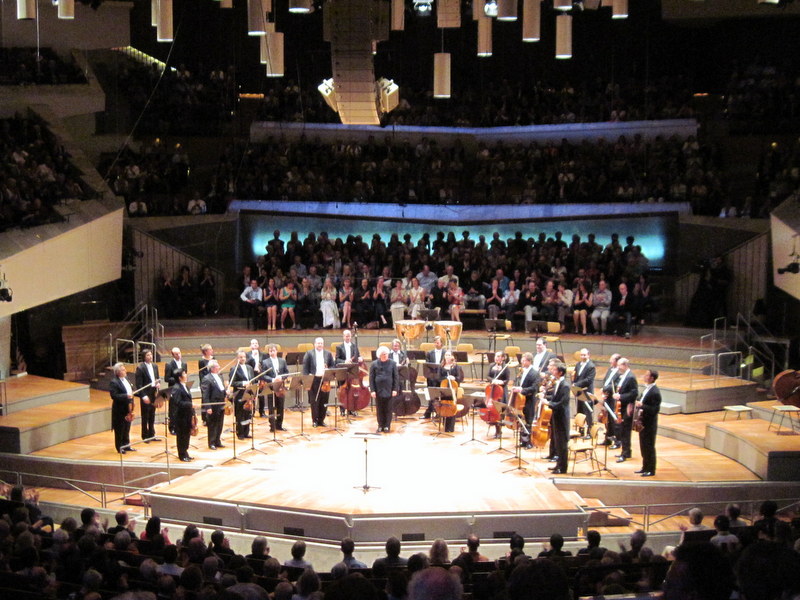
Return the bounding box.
[190,413,198,436]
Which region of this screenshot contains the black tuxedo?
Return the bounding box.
[547,378,571,472]
[165,358,185,434]
[572,359,596,427]
[335,342,360,365]
[389,349,407,366]
[422,347,446,418]
[198,357,213,380]
[531,350,557,374]
[369,358,400,430]
[134,362,160,440]
[261,356,289,430]
[246,350,267,415]
[601,366,621,441]
[201,372,226,448]
[615,370,639,458]
[302,349,335,426]
[516,367,542,426]
[109,377,133,452]
[638,384,661,474]
[229,362,255,438]
[171,383,194,459]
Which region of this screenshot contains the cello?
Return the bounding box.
[439,358,464,418]
[481,361,508,423]
[531,373,556,448]
[774,370,800,409]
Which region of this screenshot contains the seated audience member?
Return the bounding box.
[407,552,430,576]
[107,510,137,538]
[710,515,741,553]
[726,503,749,528]
[284,540,313,569]
[737,539,800,600]
[464,534,489,562]
[159,545,184,576]
[663,542,734,600]
[619,530,651,562]
[753,500,793,546]
[294,568,321,600]
[577,530,607,559]
[408,566,463,600]
[373,536,408,575]
[336,537,367,570]
[429,538,451,566]
[538,533,572,558]
[507,559,570,600]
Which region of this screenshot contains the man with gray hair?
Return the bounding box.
[201,359,226,450]
[370,345,400,433]
[109,363,135,454]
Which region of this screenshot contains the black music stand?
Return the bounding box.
[420,310,438,343]
[406,350,426,362]
[287,375,315,441]
[260,379,288,448]
[478,351,495,380]
[462,392,488,446]
[502,404,531,476]
[427,388,454,438]
[221,384,254,465]
[322,367,347,435]
[584,391,618,478]
[241,382,268,457]
[353,432,382,493]
[151,390,180,461]
[488,401,514,456]
[421,362,441,420]
[526,320,549,336]
[284,352,307,412]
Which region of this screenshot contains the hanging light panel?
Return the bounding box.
[17,0,36,20]
[477,14,492,57]
[265,32,285,77]
[391,0,405,30]
[555,12,572,59]
[612,0,628,19]
[58,0,75,19]
[157,0,174,42]
[497,0,517,21]
[521,0,540,41]
[248,0,266,35]
[433,53,451,98]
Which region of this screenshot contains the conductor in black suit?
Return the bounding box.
[302,337,335,427]
[261,344,290,432]
[572,347,596,429]
[370,346,400,433]
[611,358,638,462]
[134,350,160,441]
[201,360,226,450]
[635,370,661,477]
[164,347,185,435]
[172,370,195,462]
[109,363,135,454]
[228,351,255,439]
[545,361,571,474]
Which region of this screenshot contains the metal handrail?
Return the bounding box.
[688,353,717,389]
[699,333,712,352]
[716,351,743,380]
[712,316,727,347]
[115,338,135,365]
[734,313,777,378]
[135,341,157,363]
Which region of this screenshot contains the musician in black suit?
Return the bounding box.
[201,360,226,449]
[134,350,160,441]
[531,338,557,374]
[164,347,185,435]
[635,370,661,477]
[302,337,335,427]
[438,350,464,433]
[228,351,255,439]
[198,344,215,380]
[422,336,446,419]
[483,351,510,439]
[512,353,542,449]
[545,362,571,474]
[370,346,400,433]
[246,339,267,417]
[335,330,361,416]
[261,344,290,432]
[611,358,638,462]
[600,353,622,447]
[572,347,596,430]
[109,363,134,454]
[172,370,195,462]
[388,338,407,367]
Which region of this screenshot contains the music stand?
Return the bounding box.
[584,391,617,477]
[322,367,347,435]
[241,382,268,456]
[571,385,592,438]
[287,375,314,441]
[525,320,549,336]
[427,388,454,438]
[284,352,307,412]
[406,350,426,362]
[502,404,531,476]
[488,401,513,456]
[462,392,488,447]
[484,318,506,332]
[353,432,382,493]
[421,362,441,420]
[260,379,288,448]
[151,390,179,461]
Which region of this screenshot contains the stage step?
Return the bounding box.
[660,402,682,415]
[2,375,90,415]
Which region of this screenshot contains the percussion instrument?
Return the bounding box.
[433,320,463,346]
[395,320,425,346]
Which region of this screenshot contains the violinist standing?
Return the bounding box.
[261,344,290,432]
[545,362,570,475]
[302,337,335,427]
[512,352,541,449]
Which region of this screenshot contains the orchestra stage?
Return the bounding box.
[2,323,799,544]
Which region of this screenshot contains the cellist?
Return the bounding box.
[512,352,541,450]
[439,350,464,433]
[481,351,509,439]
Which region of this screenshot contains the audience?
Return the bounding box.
[0,47,86,86]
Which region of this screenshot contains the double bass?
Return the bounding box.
[774,370,800,409]
[338,326,370,412]
[393,339,421,417]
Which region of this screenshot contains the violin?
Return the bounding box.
[125,402,134,422]
[190,413,198,436]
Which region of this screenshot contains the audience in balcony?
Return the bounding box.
[0,47,86,86]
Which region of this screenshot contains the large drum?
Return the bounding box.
[434,320,463,346]
[395,320,425,347]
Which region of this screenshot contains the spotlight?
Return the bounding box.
[777,262,800,275]
[413,0,433,15]
[483,0,497,16]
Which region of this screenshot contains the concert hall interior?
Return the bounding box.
[2,1,800,599]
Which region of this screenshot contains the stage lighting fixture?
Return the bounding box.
[484,0,498,17]
[413,0,433,15]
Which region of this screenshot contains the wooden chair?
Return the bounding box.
[569,422,602,475]
[296,343,314,353]
[456,342,476,378]
[419,342,434,353]
[330,341,342,355]
[504,345,522,368]
[570,413,587,439]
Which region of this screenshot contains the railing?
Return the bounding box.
[114,338,135,365]
[688,353,717,389]
[0,378,6,416]
[135,341,157,363]
[712,316,728,348]
[0,471,169,510]
[716,351,743,379]
[733,312,780,380]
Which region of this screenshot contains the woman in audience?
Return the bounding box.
[263,277,280,330]
[280,280,299,330]
[572,280,590,335]
[320,277,341,329]
[339,277,355,328]
[408,276,426,319]
[390,278,408,325]
[447,279,464,322]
